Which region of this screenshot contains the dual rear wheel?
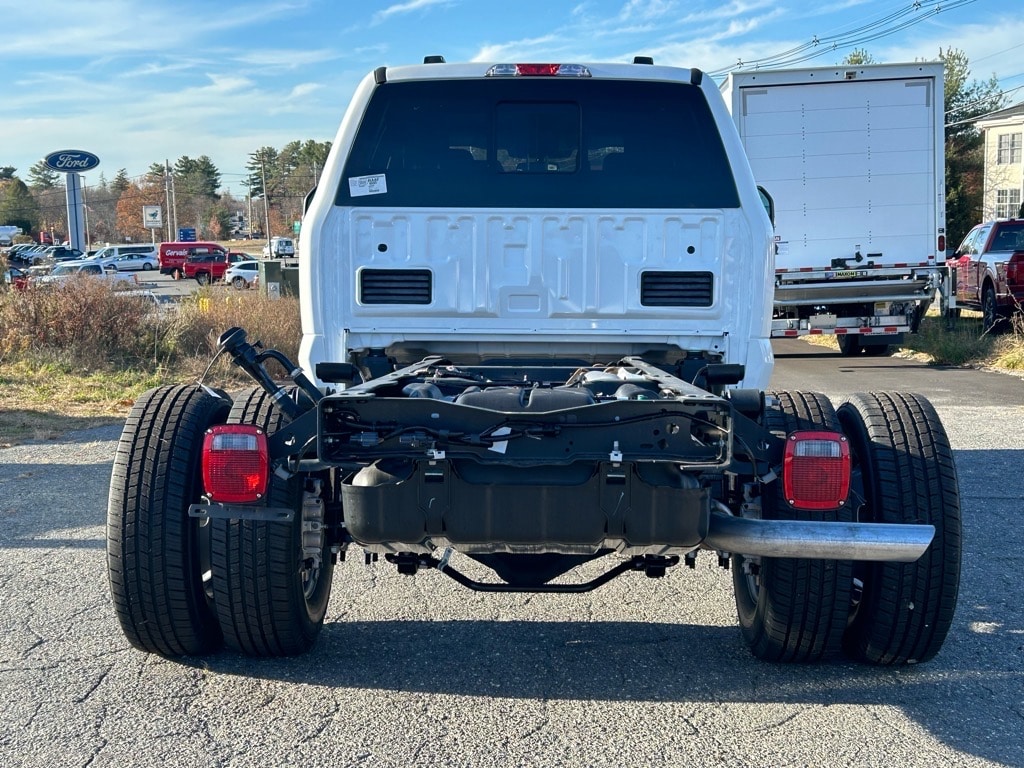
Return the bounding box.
[732,391,851,662]
[107,385,333,658]
[108,384,960,665]
[733,390,961,665]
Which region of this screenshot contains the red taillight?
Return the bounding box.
[202,425,269,503]
[937,234,945,253]
[515,63,560,76]
[1008,253,1023,284]
[782,431,851,510]
[485,63,591,77]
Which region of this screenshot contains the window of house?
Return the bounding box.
[995,188,1022,219]
[996,133,1022,164]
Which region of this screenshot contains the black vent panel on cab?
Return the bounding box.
[640,271,713,307]
[360,269,432,305]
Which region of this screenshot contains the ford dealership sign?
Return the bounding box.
[44,149,101,172]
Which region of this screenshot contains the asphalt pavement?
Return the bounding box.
[0,341,1021,767]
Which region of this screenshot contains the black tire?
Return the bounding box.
[232,276,246,290]
[982,285,1003,334]
[836,335,860,356]
[196,272,211,286]
[106,385,231,656]
[142,262,153,271]
[211,388,334,656]
[837,392,961,665]
[732,391,853,662]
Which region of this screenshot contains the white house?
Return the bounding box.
[978,101,1024,219]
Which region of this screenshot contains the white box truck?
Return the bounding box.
[0,225,23,247]
[721,63,948,355]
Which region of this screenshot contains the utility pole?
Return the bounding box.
[260,155,272,251]
[82,181,91,251]
[164,160,172,242]
[171,168,179,239]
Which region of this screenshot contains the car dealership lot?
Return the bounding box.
[0,343,1021,768]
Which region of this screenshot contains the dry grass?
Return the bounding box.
[893,309,1023,373]
[0,361,160,446]
[0,279,300,446]
[2,275,1022,446]
[797,307,1024,375]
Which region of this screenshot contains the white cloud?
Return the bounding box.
[234,49,342,69]
[371,0,453,26]
[616,0,678,23]
[119,61,203,78]
[472,35,576,63]
[3,0,1019,194]
[0,1,304,62]
[287,83,321,100]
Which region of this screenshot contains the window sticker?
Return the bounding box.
[349,174,387,197]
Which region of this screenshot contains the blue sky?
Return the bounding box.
[1,0,1021,196]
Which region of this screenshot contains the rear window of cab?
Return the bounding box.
[337,78,739,209]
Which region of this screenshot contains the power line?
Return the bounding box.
[945,78,1024,120]
[709,0,979,76]
[945,84,1024,128]
[970,41,1024,66]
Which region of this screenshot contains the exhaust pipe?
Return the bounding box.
[704,512,933,562]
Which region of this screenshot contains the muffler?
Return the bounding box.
[704,512,933,562]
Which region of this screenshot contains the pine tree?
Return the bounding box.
[0,176,40,232]
[941,48,1004,247]
[27,160,60,189]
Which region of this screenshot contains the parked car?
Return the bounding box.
[86,247,157,272]
[262,237,295,258]
[7,244,49,265]
[110,252,160,271]
[946,218,1024,332]
[42,245,85,263]
[2,266,31,291]
[116,289,179,314]
[183,250,254,285]
[33,259,139,287]
[6,243,38,259]
[224,260,260,289]
[90,244,159,262]
[82,253,126,269]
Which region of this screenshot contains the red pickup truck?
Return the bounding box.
[183,251,255,285]
[947,219,1024,332]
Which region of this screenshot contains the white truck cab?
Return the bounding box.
[299,58,776,391]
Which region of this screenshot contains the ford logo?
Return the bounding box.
[44,150,101,172]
